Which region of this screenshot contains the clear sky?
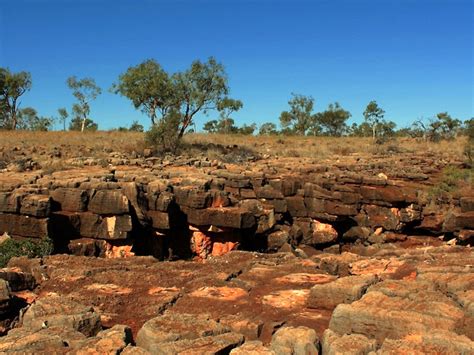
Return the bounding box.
[0,0,472,131]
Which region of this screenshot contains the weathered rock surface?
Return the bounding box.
[0,243,472,353]
[307,274,378,309]
[21,295,102,336]
[0,145,473,353]
[0,150,471,259]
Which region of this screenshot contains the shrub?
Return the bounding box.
[428,166,473,202]
[0,237,54,267]
[145,110,181,153]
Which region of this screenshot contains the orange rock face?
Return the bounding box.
[104,243,135,258]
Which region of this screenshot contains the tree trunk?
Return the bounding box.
[81,117,86,132]
[372,124,376,140]
[11,112,17,130]
[10,99,17,130]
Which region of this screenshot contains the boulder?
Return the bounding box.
[230,341,275,354]
[21,295,102,336]
[88,189,129,215]
[0,192,21,213]
[0,213,50,238]
[376,331,474,354]
[136,313,235,352]
[307,274,378,309]
[329,288,465,344]
[69,324,132,354]
[184,207,255,229]
[50,188,89,212]
[0,326,86,353]
[0,279,11,317]
[321,329,376,355]
[310,220,338,245]
[270,326,319,355]
[79,213,132,240]
[20,195,52,217]
[0,268,36,291]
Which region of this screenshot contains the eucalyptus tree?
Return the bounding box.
[114,57,242,148]
[112,59,174,125]
[363,100,385,140]
[279,93,318,135]
[66,76,101,132]
[0,68,32,130]
[317,102,351,136]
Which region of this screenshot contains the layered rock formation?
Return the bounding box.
[0,147,473,352]
[1,152,472,260]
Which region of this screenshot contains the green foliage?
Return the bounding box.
[0,237,54,268]
[279,93,318,135]
[316,102,351,137]
[129,120,144,132]
[67,76,101,132]
[436,112,462,140]
[114,120,144,132]
[69,117,98,131]
[363,100,385,139]
[145,110,181,153]
[172,57,232,138]
[0,67,32,130]
[463,118,474,165]
[203,119,219,133]
[411,113,462,142]
[202,118,256,135]
[17,107,54,131]
[58,108,68,131]
[112,59,174,125]
[237,123,257,135]
[259,122,278,135]
[115,57,240,150]
[428,166,473,201]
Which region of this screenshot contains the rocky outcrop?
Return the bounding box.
[1,153,472,261]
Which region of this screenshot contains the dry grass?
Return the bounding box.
[0,130,467,162]
[185,134,467,160]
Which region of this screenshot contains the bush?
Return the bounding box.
[464,119,473,165]
[428,166,473,201]
[0,237,54,268]
[145,110,181,153]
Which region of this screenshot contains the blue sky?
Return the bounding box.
[0,0,472,131]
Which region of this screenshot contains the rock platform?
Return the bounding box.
[0,146,473,353]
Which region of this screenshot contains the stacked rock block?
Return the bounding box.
[0,166,473,259]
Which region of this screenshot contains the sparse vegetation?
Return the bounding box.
[428,165,473,202]
[0,237,54,268]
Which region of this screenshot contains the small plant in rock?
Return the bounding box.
[0,237,54,267]
[428,166,473,202]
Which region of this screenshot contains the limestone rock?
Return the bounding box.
[21,295,102,336]
[0,279,11,317]
[50,188,89,212]
[321,329,376,355]
[0,214,50,238]
[68,324,132,354]
[88,189,129,215]
[136,313,231,352]
[307,274,378,309]
[270,326,319,355]
[329,288,465,344]
[0,268,36,291]
[230,341,276,354]
[376,331,474,354]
